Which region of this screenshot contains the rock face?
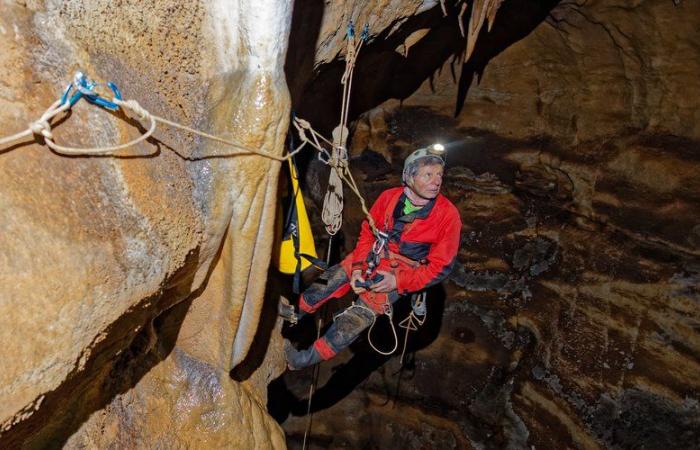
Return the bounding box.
[1,0,291,447]
[277,0,700,448]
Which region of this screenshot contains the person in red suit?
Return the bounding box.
[283,144,461,370]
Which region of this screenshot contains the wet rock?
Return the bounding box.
[65,349,286,449]
[1,0,292,446]
[590,389,700,449]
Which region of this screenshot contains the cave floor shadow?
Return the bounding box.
[268,284,446,423]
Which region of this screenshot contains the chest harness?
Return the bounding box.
[341,193,436,359]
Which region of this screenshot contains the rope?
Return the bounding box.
[337,302,398,356]
[0,78,305,161]
[293,117,378,235]
[301,233,334,450]
[302,311,324,450]
[321,25,365,236]
[397,291,427,364]
[322,135,346,235]
[302,24,368,449]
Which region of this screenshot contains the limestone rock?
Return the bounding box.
[0,0,292,446]
[65,349,286,449]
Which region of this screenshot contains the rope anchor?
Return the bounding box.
[0,71,302,161]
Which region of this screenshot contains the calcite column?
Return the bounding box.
[0,0,293,447]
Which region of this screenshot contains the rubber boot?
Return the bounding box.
[284,339,322,371]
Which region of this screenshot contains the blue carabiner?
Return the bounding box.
[108,82,122,102]
[60,71,92,107]
[59,71,122,111]
[86,83,120,111]
[361,23,369,41]
[347,20,355,38]
[59,83,80,107]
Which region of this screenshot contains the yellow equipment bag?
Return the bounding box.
[274,158,319,275]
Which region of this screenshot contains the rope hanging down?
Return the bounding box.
[301,22,369,450]
[293,117,378,236]
[321,22,368,236]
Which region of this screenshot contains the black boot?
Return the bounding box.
[284,339,322,370]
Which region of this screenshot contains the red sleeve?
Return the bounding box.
[350,189,393,270]
[395,205,462,294]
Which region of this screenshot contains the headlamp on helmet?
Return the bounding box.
[402,142,446,184]
[428,143,445,156]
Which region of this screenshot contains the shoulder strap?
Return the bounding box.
[388,193,436,242]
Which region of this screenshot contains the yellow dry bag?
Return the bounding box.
[274,158,319,274]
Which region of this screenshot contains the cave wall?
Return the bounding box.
[355,0,700,257]
[1,1,488,448]
[0,0,292,446]
[279,0,700,448]
[410,0,700,143]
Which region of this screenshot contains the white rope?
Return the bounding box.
[321,32,363,236]
[302,26,367,450]
[338,302,399,356]
[398,291,427,364]
[322,128,347,235]
[294,118,377,234]
[0,96,305,161]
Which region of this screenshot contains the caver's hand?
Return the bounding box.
[370,270,396,293]
[351,270,367,294]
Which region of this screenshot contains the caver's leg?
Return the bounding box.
[285,304,376,370]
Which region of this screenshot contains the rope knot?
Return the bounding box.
[29,119,53,140]
[328,154,349,171]
[121,99,151,121]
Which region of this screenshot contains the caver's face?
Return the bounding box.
[409,163,443,199]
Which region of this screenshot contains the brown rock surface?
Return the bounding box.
[2,0,698,447]
[1,0,291,446]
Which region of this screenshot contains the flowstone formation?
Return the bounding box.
[275,0,700,448]
[0,0,292,447]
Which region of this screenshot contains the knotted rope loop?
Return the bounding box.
[29,118,53,140]
[116,99,151,122]
[327,148,349,171]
